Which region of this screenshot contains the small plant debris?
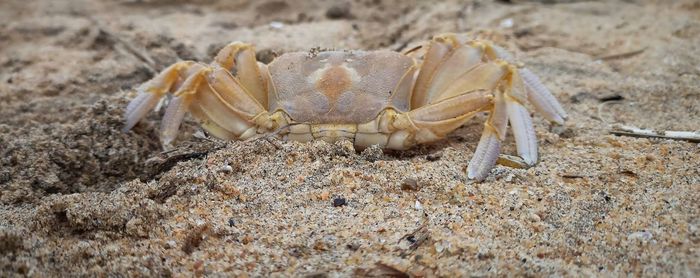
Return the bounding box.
[333,197,347,207]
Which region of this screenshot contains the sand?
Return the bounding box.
[1,0,698,276]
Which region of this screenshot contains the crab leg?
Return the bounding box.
[194,67,274,141]
[467,91,508,181]
[482,42,567,124]
[123,61,195,132]
[160,66,208,146]
[505,68,538,166]
[409,48,513,180]
[396,90,494,143]
[214,42,269,108]
[507,100,537,165]
[411,35,454,109]
[461,65,542,180]
[409,37,557,180]
[412,34,493,109]
[467,66,542,178]
[431,62,508,103]
[478,43,567,170]
[123,90,161,132]
[123,57,273,146]
[519,68,567,124]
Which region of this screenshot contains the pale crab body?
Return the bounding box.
[124,34,567,181]
[267,50,417,148]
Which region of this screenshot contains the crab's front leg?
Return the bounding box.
[123,42,275,147]
[124,61,198,132]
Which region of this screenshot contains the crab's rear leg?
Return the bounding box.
[392,86,506,181]
[399,64,527,181]
[483,43,567,124]
[462,67,540,180]
[462,64,542,180]
[468,90,509,180]
[156,65,267,146]
[198,67,272,137]
[159,67,206,145]
[415,36,567,180]
[481,42,568,165]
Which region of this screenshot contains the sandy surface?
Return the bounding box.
[1,0,699,276]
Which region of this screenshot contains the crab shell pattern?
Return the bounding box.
[123,33,567,181]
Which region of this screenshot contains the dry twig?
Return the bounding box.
[595,48,646,61]
[610,124,700,143]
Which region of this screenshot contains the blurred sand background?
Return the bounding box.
[0,0,698,276]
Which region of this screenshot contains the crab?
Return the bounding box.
[123,33,566,181]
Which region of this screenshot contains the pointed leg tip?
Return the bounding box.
[523,156,537,166]
[123,91,162,134]
[467,151,498,182]
[555,109,568,123]
[467,168,487,181]
[551,114,566,125]
[123,119,139,133]
[160,131,177,147]
[161,140,175,151]
[161,139,173,147]
[467,127,503,182]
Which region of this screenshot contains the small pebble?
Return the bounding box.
[333,197,346,207]
[434,241,446,253]
[220,165,233,173]
[500,18,514,28]
[426,152,442,161]
[400,178,419,191]
[319,191,330,201]
[326,3,351,19]
[505,173,515,182]
[598,94,625,102]
[269,21,284,29]
[346,242,360,251]
[627,231,653,241]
